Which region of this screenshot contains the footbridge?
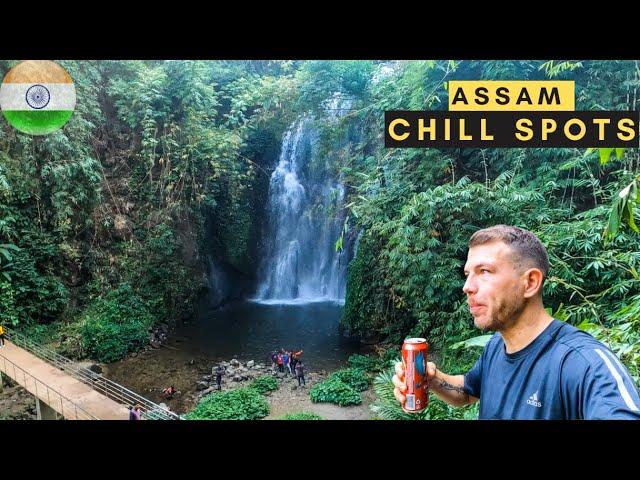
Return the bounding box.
[0,327,182,420]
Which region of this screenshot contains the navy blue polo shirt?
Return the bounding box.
[463,319,640,419]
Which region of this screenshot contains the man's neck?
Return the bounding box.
[499,301,554,354]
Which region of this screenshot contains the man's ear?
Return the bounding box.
[522,268,544,299]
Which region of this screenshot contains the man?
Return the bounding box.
[295,361,305,387]
[215,365,224,390]
[393,225,640,419]
[283,351,290,375]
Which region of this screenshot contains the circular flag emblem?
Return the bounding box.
[0,60,76,135]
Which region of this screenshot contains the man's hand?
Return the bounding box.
[392,361,437,406]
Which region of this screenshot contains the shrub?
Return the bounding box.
[80,283,153,363]
[279,412,323,420]
[19,323,61,345]
[0,280,18,326]
[347,353,382,373]
[185,387,270,420]
[331,368,370,392]
[370,364,478,420]
[310,376,362,406]
[81,319,148,363]
[249,375,279,394]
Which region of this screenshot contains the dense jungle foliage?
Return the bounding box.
[1,61,639,418]
[0,60,297,360]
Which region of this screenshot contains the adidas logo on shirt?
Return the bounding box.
[527,391,542,408]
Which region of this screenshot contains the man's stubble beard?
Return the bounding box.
[481,285,526,332]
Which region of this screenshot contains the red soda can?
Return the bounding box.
[402,338,429,413]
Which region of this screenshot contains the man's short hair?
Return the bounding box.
[469,225,550,279]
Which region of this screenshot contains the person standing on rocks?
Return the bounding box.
[215,365,225,390]
[291,349,303,371]
[295,361,305,387]
[283,351,290,375]
[277,352,284,373]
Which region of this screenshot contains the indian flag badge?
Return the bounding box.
[0,60,76,135]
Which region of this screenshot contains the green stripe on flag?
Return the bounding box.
[3,110,73,135]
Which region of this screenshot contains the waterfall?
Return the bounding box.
[254,97,352,304]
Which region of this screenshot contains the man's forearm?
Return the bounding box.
[429,371,477,407]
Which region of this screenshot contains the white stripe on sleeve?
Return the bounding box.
[594,348,639,412]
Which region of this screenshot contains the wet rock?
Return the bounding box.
[232,376,242,382]
[247,360,255,368]
[201,375,212,382]
[230,359,240,367]
[196,381,209,391]
[199,386,217,396]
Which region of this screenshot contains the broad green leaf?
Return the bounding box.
[450,334,493,350]
[615,148,625,159]
[576,320,600,333]
[625,201,639,233]
[606,198,621,238]
[599,147,614,165]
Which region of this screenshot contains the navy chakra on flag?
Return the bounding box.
[25,84,51,110]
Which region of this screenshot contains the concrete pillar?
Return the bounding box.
[36,398,60,420]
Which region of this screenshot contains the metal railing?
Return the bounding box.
[4,327,182,420]
[0,354,98,420]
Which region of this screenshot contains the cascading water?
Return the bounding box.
[254,96,353,303]
[184,93,364,370]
